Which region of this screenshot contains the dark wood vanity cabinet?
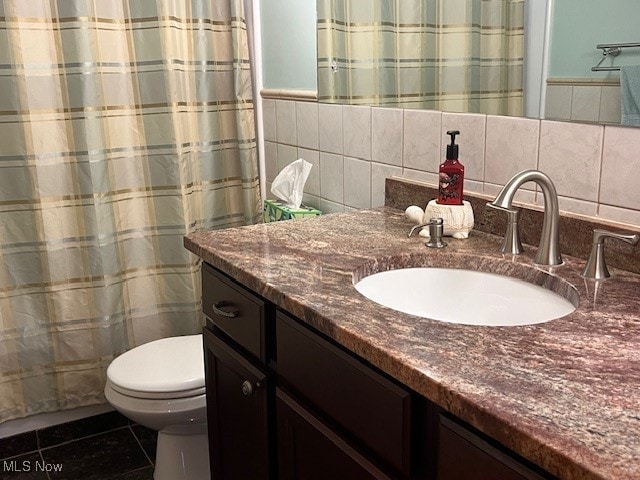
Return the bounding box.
[201,262,553,480]
[202,263,274,480]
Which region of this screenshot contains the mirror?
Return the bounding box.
[317,0,640,126]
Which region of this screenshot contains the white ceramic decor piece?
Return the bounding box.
[404,205,425,224]
[424,200,474,239]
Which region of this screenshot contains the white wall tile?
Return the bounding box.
[600,125,640,210]
[320,152,344,203]
[599,86,621,125]
[318,103,343,154]
[545,85,572,121]
[401,169,438,188]
[319,198,346,214]
[302,193,321,210]
[403,109,441,172]
[343,105,371,160]
[296,102,319,150]
[298,148,320,197]
[344,156,371,209]
[485,115,539,189]
[441,112,486,182]
[484,183,536,206]
[597,204,640,228]
[263,99,276,142]
[371,162,402,207]
[276,100,297,145]
[277,100,640,228]
[464,179,484,194]
[264,141,278,182]
[276,143,297,172]
[557,196,598,217]
[538,120,603,201]
[372,107,402,166]
[570,86,601,123]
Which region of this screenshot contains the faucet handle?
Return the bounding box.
[581,229,640,279]
[486,203,524,255]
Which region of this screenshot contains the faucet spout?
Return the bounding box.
[489,170,562,266]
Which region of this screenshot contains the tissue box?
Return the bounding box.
[263,199,322,222]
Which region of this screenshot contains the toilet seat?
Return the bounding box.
[107,334,205,400]
[107,381,206,400]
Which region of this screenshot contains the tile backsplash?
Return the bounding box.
[263,99,640,228]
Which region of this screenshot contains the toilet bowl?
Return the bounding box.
[105,334,209,480]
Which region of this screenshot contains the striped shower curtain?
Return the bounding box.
[317,0,524,116]
[0,0,261,422]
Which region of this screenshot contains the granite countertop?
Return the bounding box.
[184,208,640,480]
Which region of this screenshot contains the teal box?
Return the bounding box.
[263,199,322,222]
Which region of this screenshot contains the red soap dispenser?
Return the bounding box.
[437,130,464,205]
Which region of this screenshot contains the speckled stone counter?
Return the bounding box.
[185,208,640,480]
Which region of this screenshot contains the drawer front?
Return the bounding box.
[437,415,547,480]
[202,263,265,362]
[276,312,411,475]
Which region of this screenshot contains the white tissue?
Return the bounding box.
[270,158,312,208]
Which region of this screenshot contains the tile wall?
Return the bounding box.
[262,99,640,228]
[545,81,621,125]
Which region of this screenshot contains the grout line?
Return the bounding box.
[38,425,131,453]
[129,425,155,467]
[36,428,42,452]
[595,125,606,217]
[38,450,52,480]
[0,448,40,462]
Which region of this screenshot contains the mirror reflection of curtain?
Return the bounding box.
[0,0,260,422]
[318,0,524,116]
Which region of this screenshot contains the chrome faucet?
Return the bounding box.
[581,229,639,279]
[487,170,563,266]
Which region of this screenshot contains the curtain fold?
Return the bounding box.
[317,0,524,115]
[0,0,260,422]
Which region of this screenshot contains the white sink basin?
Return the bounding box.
[354,268,576,326]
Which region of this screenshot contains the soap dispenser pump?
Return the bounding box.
[437,130,465,205]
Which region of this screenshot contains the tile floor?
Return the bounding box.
[0,411,157,480]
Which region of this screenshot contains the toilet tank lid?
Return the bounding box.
[107,334,205,393]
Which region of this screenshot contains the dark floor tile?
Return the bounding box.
[0,452,49,480]
[0,431,38,461]
[107,466,154,479]
[41,428,150,480]
[38,411,129,448]
[129,425,157,462]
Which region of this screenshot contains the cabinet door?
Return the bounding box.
[437,415,547,480]
[276,388,395,480]
[277,312,411,475]
[204,328,272,480]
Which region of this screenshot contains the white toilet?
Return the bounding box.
[104,334,209,480]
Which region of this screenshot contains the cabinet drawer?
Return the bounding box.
[276,312,411,476]
[437,415,547,480]
[202,263,266,362]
